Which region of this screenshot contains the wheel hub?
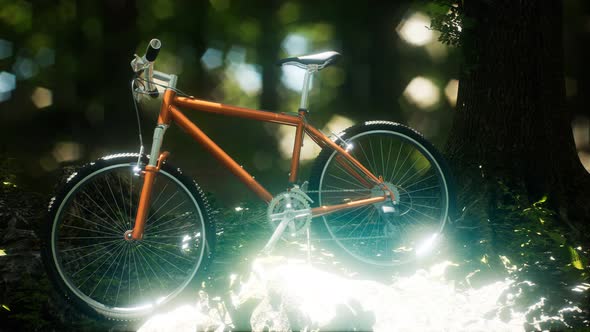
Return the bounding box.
[124,230,134,241]
[371,181,413,216]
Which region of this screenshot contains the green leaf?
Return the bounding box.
[569,246,584,270]
[533,195,548,207]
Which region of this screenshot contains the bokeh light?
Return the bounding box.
[0,39,13,60]
[276,115,354,161]
[282,33,308,56]
[444,79,459,107]
[31,86,52,108]
[52,142,83,163]
[0,71,16,102]
[35,47,55,67]
[397,12,434,46]
[277,126,320,161]
[403,76,440,109]
[201,48,223,70]
[227,64,262,96]
[573,116,589,149]
[323,114,354,134]
[12,56,38,79]
[281,65,308,92]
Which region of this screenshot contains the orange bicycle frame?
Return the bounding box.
[131,89,388,240]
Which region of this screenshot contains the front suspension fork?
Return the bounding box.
[127,151,169,240]
[127,124,169,241]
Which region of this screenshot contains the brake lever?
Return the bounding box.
[130,54,149,73]
[130,54,159,98]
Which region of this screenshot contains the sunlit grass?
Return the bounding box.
[136,200,590,331]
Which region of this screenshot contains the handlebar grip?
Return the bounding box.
[145,39,161,62]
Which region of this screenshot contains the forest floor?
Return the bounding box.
[1,187,589,331]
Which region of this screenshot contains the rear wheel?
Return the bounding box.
[309,121,453,266]
[42,154,214,320]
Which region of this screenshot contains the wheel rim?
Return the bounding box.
[318,129,449,265]
[51,163,206,316]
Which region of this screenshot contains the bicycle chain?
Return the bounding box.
[303,189,372,194]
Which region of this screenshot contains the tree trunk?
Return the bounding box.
[258,1,281,111]
[445,1,590,239]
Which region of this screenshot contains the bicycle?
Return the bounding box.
[42,39,454,321]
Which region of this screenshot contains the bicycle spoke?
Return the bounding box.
[116,173,130,230]
[402,173,437,190]
[315,126,450,266]
[388,142,404,183]
[140,242,192,272]
[403,184,441,194]
[405,202,441,210]
[133,246,154,294]
[115,244,130,306]
[90,242,127,298]
[357,140,378,175]
[105,175,127,229]
[81,190,128,233]
[61,235,121,240]
[73,200,126,233]
[398,164,431,188]
[151,182,170,209]
[67,210,122,235]
[389,146,411,183]
[135,244,166,289]
[137,244,178,280]
[399,203,439,221]
[74,241,126,286]
[395,155,421,186]
[146,191,178,223]
[92,182,127,229]
[331,205,372,233]
[147,223,195,236]
[60,239,120,252]
[352,208,376,239]
[327,173,367,189]
[145,200,188,231]
[62,223,120,237]
[379,138,386,177]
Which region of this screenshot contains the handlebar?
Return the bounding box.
[130,38,177,99]
[145,39,161,62]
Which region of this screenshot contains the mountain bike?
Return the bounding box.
[42,39,454,320]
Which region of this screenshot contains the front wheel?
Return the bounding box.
[42,153,214,321]
[309,121,454,266]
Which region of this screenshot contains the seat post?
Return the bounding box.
[299,65,318,111]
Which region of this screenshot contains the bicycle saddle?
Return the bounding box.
[277,51,341,70]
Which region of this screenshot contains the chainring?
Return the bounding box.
[267,189,312,240]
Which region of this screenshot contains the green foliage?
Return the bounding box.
[0,156,43,236]
[426,0,464,46]
[1,276,52,331]
[491,182,588,273]
[0,156,18,187]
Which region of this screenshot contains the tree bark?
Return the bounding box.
[445,0,590,239]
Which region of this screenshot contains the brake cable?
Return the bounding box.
[131,76,145,169]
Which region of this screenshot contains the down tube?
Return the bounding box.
[168,106,274,203]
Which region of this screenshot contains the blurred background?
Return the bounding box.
[0,0,589,207]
